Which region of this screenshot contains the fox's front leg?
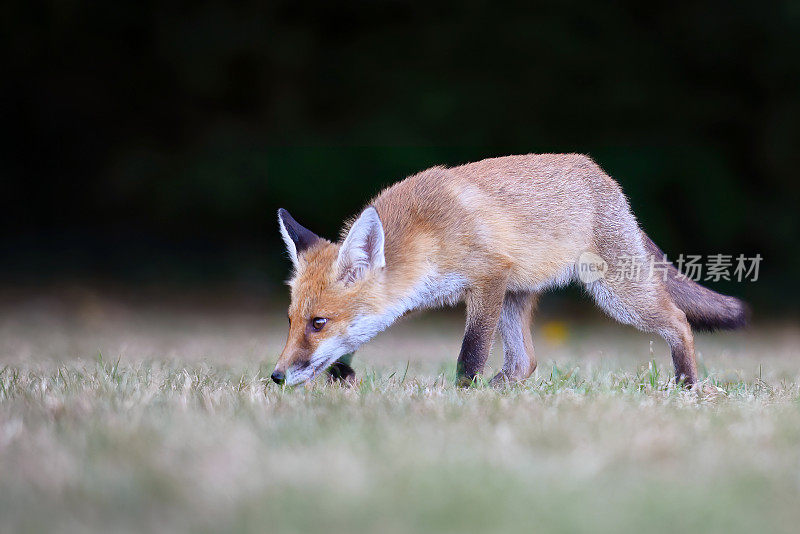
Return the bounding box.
[326,353,356,384]
[456,277,507,386]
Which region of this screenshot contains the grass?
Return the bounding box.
[1,299,799,533]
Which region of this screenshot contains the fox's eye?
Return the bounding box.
[311,317,327,331]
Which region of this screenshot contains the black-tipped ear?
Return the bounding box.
[278,208,320,265]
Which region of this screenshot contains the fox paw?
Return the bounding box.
[326,361,356,385]
[489,372,527,388]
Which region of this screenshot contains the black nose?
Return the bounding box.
[271,371,285,385]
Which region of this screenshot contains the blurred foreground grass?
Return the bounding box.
[1,298,799,533]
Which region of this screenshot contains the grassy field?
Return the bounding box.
[1,295,799,533]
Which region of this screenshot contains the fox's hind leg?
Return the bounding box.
[586,268,698,386]
[490,291,538,386]
[456,277,508,386]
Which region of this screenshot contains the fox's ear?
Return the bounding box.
[337,206,385,283]
[278,208,320,266]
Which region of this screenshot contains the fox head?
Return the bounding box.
[273,207,388,385]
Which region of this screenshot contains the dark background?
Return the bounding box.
[2,1,798,312]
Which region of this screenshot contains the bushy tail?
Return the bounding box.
[643,233,750,331]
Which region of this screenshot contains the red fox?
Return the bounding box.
[272,154,748,387]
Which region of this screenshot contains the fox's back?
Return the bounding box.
[371,154,629,288]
